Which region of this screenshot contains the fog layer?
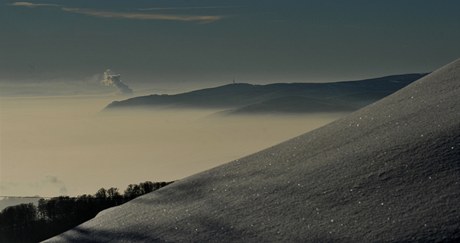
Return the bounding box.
[0,97,344,197]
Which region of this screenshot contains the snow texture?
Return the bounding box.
[46,59,460,242]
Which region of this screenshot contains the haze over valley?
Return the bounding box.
[0,95,342,198]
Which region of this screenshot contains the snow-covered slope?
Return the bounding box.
[46,60,460,242]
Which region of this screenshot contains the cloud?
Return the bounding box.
[101,69,133,95]
[137,6,237,11]
[10,2,223,23]
[62,7,222,22]
[10,1,59,8]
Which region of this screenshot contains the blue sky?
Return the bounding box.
[1,0,459,93]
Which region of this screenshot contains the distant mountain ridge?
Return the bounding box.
[105,73,427,114]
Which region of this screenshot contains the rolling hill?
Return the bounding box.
[47,59,459,242]
[105,74,426,114]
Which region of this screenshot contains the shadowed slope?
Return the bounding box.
[47,60,459,242]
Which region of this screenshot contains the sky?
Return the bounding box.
[1,0,460,94]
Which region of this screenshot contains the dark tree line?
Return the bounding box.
[0,181,173,243]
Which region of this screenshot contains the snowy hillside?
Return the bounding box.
[46,59,460,242]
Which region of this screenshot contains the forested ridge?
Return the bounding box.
[0,181,173,243]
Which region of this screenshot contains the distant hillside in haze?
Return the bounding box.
[104,74,427,114]
[0,197,40,212]
[48,59,459,242]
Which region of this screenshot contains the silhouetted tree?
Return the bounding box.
[140,181,155,193]
[124,184,142,199]
[0,203,37,242]
[0,180,173,242]
[107,187,121,199]
[95,188,108,199]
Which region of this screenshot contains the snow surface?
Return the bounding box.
[46,59,460,242]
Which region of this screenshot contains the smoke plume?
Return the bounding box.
[101,69,133,95]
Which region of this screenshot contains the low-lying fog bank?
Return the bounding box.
[0,96,345,197]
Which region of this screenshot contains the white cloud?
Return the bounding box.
[10,1,59,8]
[137,6,237,11]
[62,7,222,22]
[10,2,223,23]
